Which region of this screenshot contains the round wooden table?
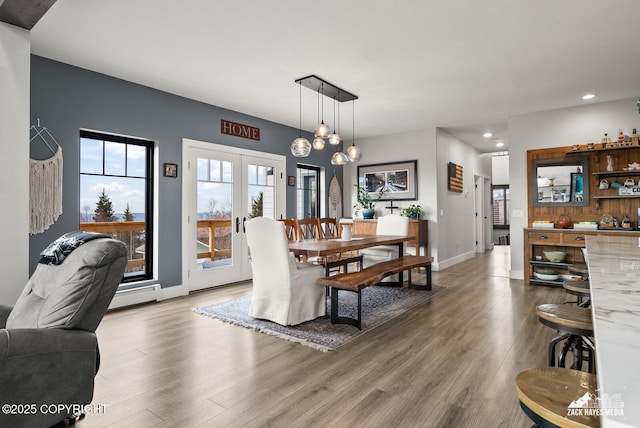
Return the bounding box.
[516,367,599,428]
[568,263,589,277]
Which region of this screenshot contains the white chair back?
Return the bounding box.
[376,214,409,236]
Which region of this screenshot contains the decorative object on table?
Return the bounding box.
[534,269,559,281]
[532,221,555,229]
[624,178,635,188]
[543,251,566,263]
[193,285,446,351]
[447,162,464,193]
[586,142,596,149]
[631,128,639,145]
[610,179,622,189]
[571,143,580,151]
[602,132,611,146]
[607,155,614,171]
[29,119,63,235]
[353,183,384,219]
[401,204,422,219]
[340,224,352,241]
[600,214,614,228]
[599,179,609,189]
[556,214,572,229]
[357,160,418,201]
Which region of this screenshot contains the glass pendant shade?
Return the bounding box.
[312,137,325,150]
[315,121,330,139]
[346,144,362,162]
[328,132,340,145]
[331,151,349,165]
[291,137,311,157]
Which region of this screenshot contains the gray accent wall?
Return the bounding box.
[30,55,342,288]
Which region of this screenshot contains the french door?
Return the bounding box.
[182,139,286,291]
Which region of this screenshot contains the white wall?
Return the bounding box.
[436,128,490,267]
[343,129,439,262]
[0,23,30,305]
[343,127,489,270]
[492,154,509,185]
[508,97,640,280]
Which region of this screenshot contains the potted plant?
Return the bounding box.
[401,204,422,219]
[353,184,384,219]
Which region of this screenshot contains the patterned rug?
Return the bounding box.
[193,285,446,351]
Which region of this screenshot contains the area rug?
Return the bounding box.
[193,285,446,351]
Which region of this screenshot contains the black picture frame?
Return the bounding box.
[164,163,178,178]
[357,160,418,201]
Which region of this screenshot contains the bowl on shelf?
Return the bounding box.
[543,251,566,263]
[535,270,559,281]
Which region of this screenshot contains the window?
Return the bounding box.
[79,130,154,283]
[296,164,320,218]
[492,185,510,229]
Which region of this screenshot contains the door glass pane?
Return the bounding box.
[248,163,276,219]
[296,165,319,218]
[197,157,233,270]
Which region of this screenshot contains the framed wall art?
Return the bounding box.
[163,163,178,178]
[357,160,417,201]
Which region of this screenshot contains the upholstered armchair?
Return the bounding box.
[245,217,326,325]
[360,214,410,282]
[0,233,127,428]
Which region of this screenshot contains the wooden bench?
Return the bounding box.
[316,255,434,329]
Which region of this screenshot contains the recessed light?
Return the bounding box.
[483,132,493,138]
[582,94,596,100]
[496,142,504,148]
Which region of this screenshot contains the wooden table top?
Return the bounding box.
[288,235,412,256]
[516,367,599,428]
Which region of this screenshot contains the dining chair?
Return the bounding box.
[295,217,322,240]
[277,218,298,241]
[360,214,409,283]
[318,217,339,239]
[245,217,326,325]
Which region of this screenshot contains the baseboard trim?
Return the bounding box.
[157,284,189,301]
[437,251,475,270]
[109,284,160,309]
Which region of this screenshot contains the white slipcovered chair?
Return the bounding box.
[360,214,410,282]
[245,217,326,325]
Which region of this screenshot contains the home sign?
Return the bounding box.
[221,119,260,141]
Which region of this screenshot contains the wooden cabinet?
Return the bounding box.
[344,218,428,255]
[524,228,639,286]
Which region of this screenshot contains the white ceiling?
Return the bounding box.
[30,0,640,153]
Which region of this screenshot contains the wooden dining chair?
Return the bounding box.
[277,219,298,242]
[318,217,339,239]
[295,218,322,240]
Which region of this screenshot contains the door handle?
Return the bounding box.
[243,217,246,233]
[236,217,240,233]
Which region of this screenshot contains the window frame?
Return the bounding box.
[492,184,510,230]
[79,130,154,283]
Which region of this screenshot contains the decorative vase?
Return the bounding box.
[409,213,420,219]
[341,225,352,241]
[362,208,375,219]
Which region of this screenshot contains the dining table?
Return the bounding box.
[288,234,413,283]
[585,234,640,427]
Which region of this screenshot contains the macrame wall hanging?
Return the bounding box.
[328,173,342,221]
[29,119,63,235]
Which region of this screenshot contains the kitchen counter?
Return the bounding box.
[586,234,640,427]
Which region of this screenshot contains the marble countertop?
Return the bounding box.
[586,235,640,427]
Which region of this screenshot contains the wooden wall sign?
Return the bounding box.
[448,162,463,193]
[221,119,260,141]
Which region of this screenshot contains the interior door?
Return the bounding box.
[182,139,286,290]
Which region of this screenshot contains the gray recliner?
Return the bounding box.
[0,233,127,428]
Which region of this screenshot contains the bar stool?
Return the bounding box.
[515,367,599,428]
[537,303,596,373]
[563,279,591,307]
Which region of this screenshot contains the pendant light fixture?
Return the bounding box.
[346,99,362,162]
[291,81,311,157]
[328,97,341,145]
[314,83,330,139]
[312,89,325,150]
[293,75,361,162]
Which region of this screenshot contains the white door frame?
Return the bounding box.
[181,138,286,290]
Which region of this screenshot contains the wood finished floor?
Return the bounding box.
[81,246,570,428]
